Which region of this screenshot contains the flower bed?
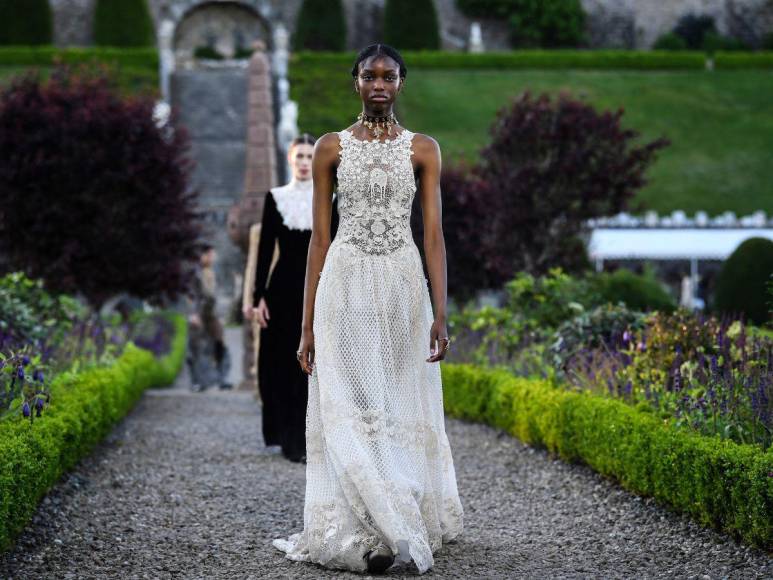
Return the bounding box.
[441,363,773,548]
[0,312,186,551]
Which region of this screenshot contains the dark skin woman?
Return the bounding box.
[273,45,462,575]
[297,54,450,373]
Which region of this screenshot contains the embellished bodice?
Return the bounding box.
[335,129,416,255]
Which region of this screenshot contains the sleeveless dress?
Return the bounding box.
[273,128,463,574]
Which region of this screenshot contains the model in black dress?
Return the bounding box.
[251,134,337,462]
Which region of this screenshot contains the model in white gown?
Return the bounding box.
[273,127,463,573]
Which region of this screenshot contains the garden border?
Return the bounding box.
[441,363,772,548]
[0,312,186,552]
[293,50,773,71]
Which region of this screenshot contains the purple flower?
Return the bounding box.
[21,355,30,366]
[33,369,44,382]
[16,366,24,380]
[622,330,632,344]
[35,398,44,411]
[22,402,30,418]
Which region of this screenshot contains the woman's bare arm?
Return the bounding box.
[413,134,449,363]
[298,133,339,374]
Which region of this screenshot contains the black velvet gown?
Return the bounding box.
[252,186,337,461]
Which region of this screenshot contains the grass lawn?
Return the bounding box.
[292,65,773,215]
[397,70,773,215]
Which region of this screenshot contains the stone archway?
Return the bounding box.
[172,1,272,64]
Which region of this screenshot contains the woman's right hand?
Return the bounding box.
[254,298,270,328]
[297,327,315,375]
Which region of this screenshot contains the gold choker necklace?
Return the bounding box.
[357,112,399,139]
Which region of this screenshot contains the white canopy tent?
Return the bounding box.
[587,226,773,309]
[588,228,773,266]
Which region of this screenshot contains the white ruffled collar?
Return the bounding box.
[271,178,313,231]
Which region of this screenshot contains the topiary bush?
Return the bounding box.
[384,0,440,50]
[653,32,688,51]
[94,0,155,47]
[0,0,52,45]
[592,267,676,313]
[0,66,201,310]
[293,0,346,51]
[703,31,749,53]
[455,0,584,48]
[509,0,585,48]
[713,238,773,325]
[673,13,717,50]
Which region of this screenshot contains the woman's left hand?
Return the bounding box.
[426,318,451,363]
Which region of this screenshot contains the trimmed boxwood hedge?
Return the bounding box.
[293,50,709,71]
[441,364,773,548]
[0,312,187,552]
[0,46,158,69]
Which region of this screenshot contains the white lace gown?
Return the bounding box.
[272,128,463,573]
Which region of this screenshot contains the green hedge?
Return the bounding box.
[293,50,710,71]
[0,46,158,69]
[0,312,187,552]
[0,47,159,95]
[441,364,773,548]
[714,51,773,69]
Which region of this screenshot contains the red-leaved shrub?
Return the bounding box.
[0,66,202,308]
[444,92,669,295]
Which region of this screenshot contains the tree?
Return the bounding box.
[455,92,669,287]
[0,67,202,309]
[94,0,155,47]
[0,0,52,45]
[293,0,346,51]
[509,0,585,48]
[384,0,441,50]
[713,238,773,325]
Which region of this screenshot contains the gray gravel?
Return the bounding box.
[1,360,772,578]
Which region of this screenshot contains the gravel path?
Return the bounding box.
[1,352,771,578]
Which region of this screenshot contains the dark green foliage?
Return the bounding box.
[714,238,773,325]
[456,0,585,47]
[0,0,52,45]
[509,0,585,48]
[653,32,689,51]
[763,33,773,50]
[384,0,440,50]
[0,313,186,552]
[703,31,749,53]
[293,0,346,51]
[456,0,517,18]
[193,46,224,60]
[714,51,773,69]
[94,0,155,47]
[673,14,717,50]
[592,267,676,312]
[442,364,773,548]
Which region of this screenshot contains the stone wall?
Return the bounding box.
[48,0,773,51]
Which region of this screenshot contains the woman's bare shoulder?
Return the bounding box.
[314,132,343,161]
[409,132,441,162]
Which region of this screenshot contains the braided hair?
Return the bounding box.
[351,44,407,80]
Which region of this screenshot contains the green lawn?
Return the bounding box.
[396,70,773,215]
